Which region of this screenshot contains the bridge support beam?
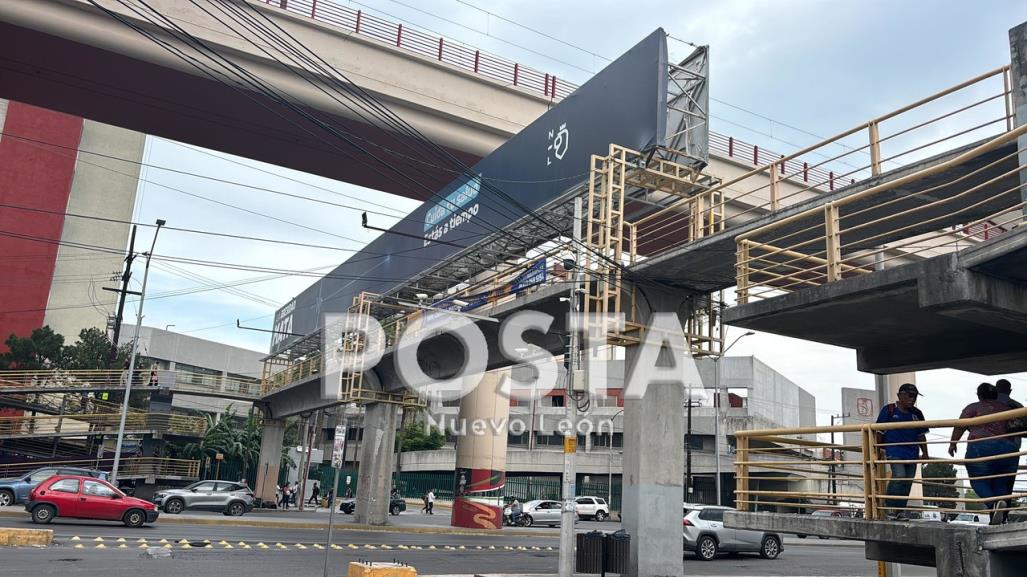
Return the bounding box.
[255,418,286,505]
[1011,21,1027,214]
[622,286,695,577]
[450,370,509,529]
[354,402,399,525]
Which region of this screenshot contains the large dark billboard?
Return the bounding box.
[272,29,668,353]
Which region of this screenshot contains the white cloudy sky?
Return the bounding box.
[124,0,1027,431]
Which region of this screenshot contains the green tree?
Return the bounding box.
[964,489,987,510]
[0,326,65,369]
[180,408,294,475]
[63,327,131,370]
[399,421,446,451]
[922,462,959,507]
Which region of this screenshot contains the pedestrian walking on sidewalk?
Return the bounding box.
[279,482,291,510]
[427,489,435,515]
[421,492,429,514]
[308,482,321,506]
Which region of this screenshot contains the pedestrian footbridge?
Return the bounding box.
[0,369,262,401]
[728,408,1027,577]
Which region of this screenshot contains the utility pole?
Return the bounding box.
[103,225,138,366]
[829,413,851,503]
[111,219,165,484]
[299,410,320,511]
[686,395,694,499]
[558,197,583,577]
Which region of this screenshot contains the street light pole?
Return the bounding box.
[607,409,624,508]
[714,330,754,506]
[558,197,583,577]
[111,219,165,484]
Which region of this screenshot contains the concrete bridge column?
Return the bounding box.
[622,287,695,577]
[354,402,399,525]
[451,370,509,529]
[1010,22,1027,213]
[255,417,286,505]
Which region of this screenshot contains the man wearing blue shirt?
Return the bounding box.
[875,383,929,520]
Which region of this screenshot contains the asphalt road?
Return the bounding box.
[0,513,938,576]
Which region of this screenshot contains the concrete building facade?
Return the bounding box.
[118,326,263,416]
[373,356,818,506]
[0,98,143,345]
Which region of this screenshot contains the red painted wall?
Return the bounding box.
[0,102,83,347]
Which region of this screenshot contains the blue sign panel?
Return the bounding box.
[273,29,668,352]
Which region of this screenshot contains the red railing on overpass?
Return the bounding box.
[264,0,572,99]
[263,0,857,191]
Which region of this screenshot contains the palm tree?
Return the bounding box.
[181,408,292,478]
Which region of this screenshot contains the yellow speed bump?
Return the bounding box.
[295,544,307,550]
[93,537,105,542]
[73,544,84,549]
[70,536,81,541]
[117,544,128,549]
[95,544,106,549]
[116,538,126,543]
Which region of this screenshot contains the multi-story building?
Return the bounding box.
[0,99,142,344]
[117,326,262,417]
[385,356,817,506]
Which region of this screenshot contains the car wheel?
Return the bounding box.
[163,498,185,514]
[0,489,13,507]
[594,510,607,521]
[123,509,146,528]
[390,505,401,516]
[760,536,781,559]
[31,504,56,524]
[228,502,246,517]
[696,536,718,561]
[522,515,533,527]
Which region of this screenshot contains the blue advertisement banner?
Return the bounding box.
[273,29,668,352]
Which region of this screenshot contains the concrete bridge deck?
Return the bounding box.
[726,511,1027,577]
[725,224,1027,374]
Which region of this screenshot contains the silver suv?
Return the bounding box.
[153,481,254,516]
[683,504,782,561]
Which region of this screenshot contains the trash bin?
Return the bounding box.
[603,530,631,574]
[575,531,605,573]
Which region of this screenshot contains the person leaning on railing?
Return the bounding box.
[949,382,1021,525]
[875,383,929,520]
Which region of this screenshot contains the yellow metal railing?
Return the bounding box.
[638,65,1013,263]
[0,457,200,480]
[734,122,1027,304]
[735,406,1027,520]
[0,411,207,437]
[0,369,261,398]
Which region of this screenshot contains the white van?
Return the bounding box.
[911,510,943,522]
[950,512,990,525]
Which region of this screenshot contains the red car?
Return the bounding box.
[25,475,159,527]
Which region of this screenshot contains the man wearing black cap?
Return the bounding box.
[875,383,929,520]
